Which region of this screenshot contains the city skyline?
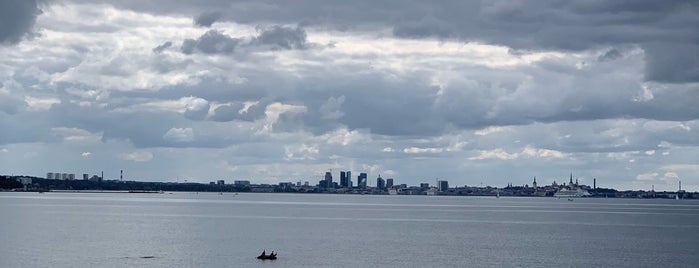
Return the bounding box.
[1,1,698,192]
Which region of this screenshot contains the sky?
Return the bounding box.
[1,0,698,191]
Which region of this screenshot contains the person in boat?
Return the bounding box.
[257,250,266,258]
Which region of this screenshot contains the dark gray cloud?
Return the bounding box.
[152,41,172,53]
[643,42,699,83]
[194,11,222,27]
[0,0,40,44]
[597,48,622,62]
[181,30,240,54]
[211,101,266,122]
[180,25,309,55]
[253,26,308,49]
[84,0,699,83]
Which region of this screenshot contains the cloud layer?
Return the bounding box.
[0,1,698,191]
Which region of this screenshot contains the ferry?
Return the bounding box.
[554,188,591,198]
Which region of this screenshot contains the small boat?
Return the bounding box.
[257,251,277,260]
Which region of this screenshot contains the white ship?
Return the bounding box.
[554,188,591,198]
[388,189,398,195]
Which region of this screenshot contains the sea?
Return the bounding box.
[1,192,698,267]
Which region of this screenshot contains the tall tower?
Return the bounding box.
[120,170,123,181]
[569,173,573,185]
[593,178,596,189]
[324,171,333,187]
[532,177,537,189]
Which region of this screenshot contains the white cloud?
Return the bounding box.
[284,143,319,161]
[50,127,102,143]
[469,148,518,160]
[261,102,307,133]
[81,152,92,157]
[403,147,443,154]
[469,146,566,160]
[120,151,154,162]
[163,127,195,142]
[24,96,60,111]
[474,126,508,136]
[323,127,364,146]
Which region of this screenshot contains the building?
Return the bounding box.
[420,183,429,189]
[324,171,333,187]
[438,180,449,192]
[234,180,251,186]
[217,180,225,185]
[386,178,394,189]
[68,174,75,180]
[358,173,367,188]
[376,175,386,189]
[89,175,102,182]
[340,171,349,188]
[83,174,89,180]
[47,172,54,180]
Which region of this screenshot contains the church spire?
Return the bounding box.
[569,173,573,185]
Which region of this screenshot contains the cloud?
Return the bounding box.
[181,29,240,54]
[163,127,195,142]
[469,145,566,160]
[152,41,172,53]
[253,25,308,49]
[0,0,40,44]
[2,1,699,190]
[598,48,623,62]
[50,127,102,143]
[319,96,345,120]
[643,42,699,83]
[24,96,60,111]
[194,11,222,27]
[182,96,210,120]
[403,147,443,154]
[120,151,153,162]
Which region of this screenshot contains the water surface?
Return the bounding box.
[1,192,698,267]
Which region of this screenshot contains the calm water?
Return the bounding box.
[1,192,698,267]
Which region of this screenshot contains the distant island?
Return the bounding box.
[0,174,694,199]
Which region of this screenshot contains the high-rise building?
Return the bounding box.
[217,180,225,185]
[47,172,54,180]
[340,171,348,188]
[324,171,333,188]
[420,183,429,189]
[83,173,89,180]
[347,171,352,187]
[376,175,385,189]
[438,180,449,192]
[386,178,394,189]
[358,173,367,188]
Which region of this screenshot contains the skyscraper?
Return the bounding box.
[386,178,394,189]
[340,171,348,188]
[376,175,385,189]
[324,171,333,188]
[358,173,367,188]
